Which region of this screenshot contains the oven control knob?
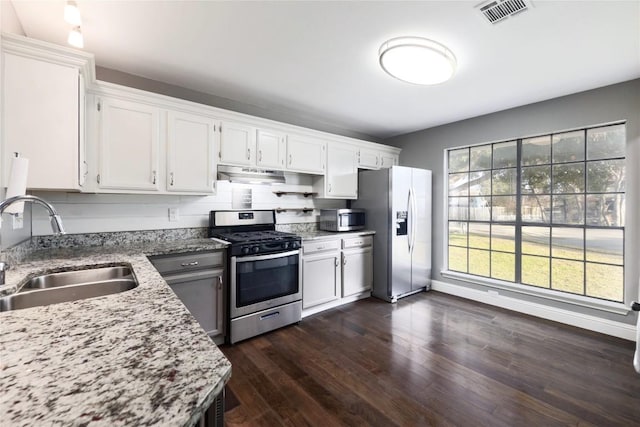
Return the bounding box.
[282,242,289,249]
[251,246,260,254]
[290,241,300,249]
[241,247,250,255]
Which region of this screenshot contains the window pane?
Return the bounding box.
[491,196,516,221]
[491,225,515,252]
[551,259,584,295]
[470,145,492,171]
[448,197,468,220]
[522,226,550,256]
[469,222,490,249]
[522,135,551,166]
[469,171,491,196]
[552,195,585,225]
[586,194,625,227]
[448,222,467,247]
[469,249,490,277]
[493,141,517,168]
[587,160,625,193]
[449,173,469,196]
[586,229,623,265]
[449,149,469,173]
[587,124,625,160]
[552,164,584,193]
[492,168,517,195]
[521,195,551,223]
[552,227,584,260]
[522,166,551,194]
[586,263,623,302]
[552,131,585,163]
[522,256,550,288]
[449,246,467,272]
[491,252,515,282]
[469,197,491,221]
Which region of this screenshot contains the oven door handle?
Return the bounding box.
[233,249,300,263]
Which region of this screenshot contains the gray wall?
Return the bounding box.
[386,79,640,325]
[96,66,381,143]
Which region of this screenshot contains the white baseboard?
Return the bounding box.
[302,291,370,318]
[431,279,637,342]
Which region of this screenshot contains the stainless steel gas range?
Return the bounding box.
[209,210,302,344]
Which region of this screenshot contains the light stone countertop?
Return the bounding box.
[296,229,376,241]
[0,238,231,427]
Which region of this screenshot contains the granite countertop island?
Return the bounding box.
[0,235,232,427]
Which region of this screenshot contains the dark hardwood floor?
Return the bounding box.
[220,292,639,426]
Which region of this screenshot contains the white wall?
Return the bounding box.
[31,179,344,235]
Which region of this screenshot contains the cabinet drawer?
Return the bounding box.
[149,250,224,275]
[302,239,340,255]
[342,235,373,249]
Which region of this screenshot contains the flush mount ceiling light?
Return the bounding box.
[379,36,457,85]
[64,1,82,26]
[68,26,84,48]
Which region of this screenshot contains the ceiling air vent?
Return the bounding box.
[479,0,529,24]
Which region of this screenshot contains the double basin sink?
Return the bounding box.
[0,265,138,312]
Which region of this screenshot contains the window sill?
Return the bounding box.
[440,270,631,315]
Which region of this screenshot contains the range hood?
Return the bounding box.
[217,165,286,185]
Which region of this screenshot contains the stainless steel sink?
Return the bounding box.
[23,266,132,289]
[0,265,138,312]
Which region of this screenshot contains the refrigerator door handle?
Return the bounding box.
[407,188,412,252]
[409,186,417,254]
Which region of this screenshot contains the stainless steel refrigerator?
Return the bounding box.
[352,166,432,302]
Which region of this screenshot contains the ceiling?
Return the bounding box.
[8,1,640,140]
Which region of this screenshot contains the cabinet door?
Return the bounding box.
[302,253,340,308]
[219,121,256,166]
[342,247,373,297]
[286,135,326,174]
[3,53,80,190]
[98,97,160,191]
[167,269,225,338]
[167,111,216,193]
[380,154,397,168]
[326,144,358,198]
[358,149,380,170]
[256,129,286,169]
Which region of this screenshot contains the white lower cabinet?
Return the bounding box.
[342,240,373,297]
[302,234,373,314]
[302,239,340,309]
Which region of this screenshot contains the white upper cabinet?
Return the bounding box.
[286,134,326,174]
[2,50,85,191]
[256,129,286,169]
[219,121,256,166]
[167,111,216,193]
[380,153,397,168]
[358,148,380,170]
[324,143,358,199]
[97,96,160,191]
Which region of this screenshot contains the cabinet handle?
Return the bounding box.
[328,183,332,193]
[335,259,339,267]
[289,154,292,165]
[218,275,223,290]
[376,157,379,166]
[247,148,251,160]
[170,172,174,186]
[343,256,347,265]
[181,261,199,267]
[152,170,157,184]
[258,150,262,162]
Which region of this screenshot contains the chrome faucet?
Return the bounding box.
[0,195,66,287]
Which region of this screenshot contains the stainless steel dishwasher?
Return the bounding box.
[149,250,226,344]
